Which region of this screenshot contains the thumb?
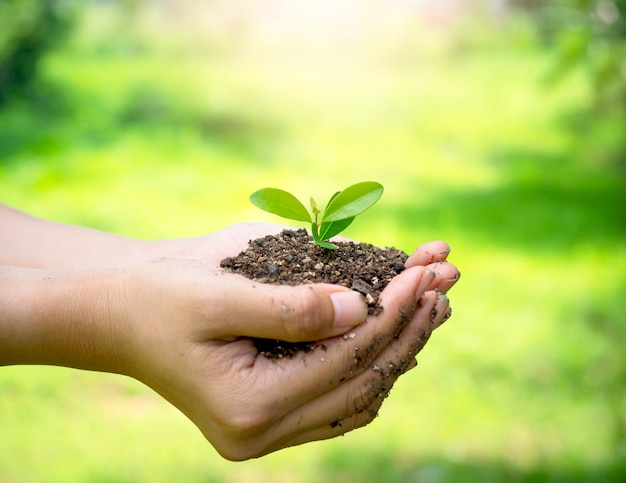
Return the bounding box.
[210,275,368,342]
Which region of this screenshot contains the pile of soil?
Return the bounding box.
[220,229,408,359]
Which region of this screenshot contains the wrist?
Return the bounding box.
[0,266,131,374]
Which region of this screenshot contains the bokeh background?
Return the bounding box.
[1,1,625,481]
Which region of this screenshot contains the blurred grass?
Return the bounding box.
[1,2,625,482]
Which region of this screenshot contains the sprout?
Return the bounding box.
[250,181,383,249]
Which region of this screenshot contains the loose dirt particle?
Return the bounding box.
[220,229,408,359]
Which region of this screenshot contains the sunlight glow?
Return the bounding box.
[149,0,481,61]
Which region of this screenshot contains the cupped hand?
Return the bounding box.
[112,225,459,460]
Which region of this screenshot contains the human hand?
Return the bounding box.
[107,227,459,460]
[0,206,460,459]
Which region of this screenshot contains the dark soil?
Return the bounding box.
[220,229,408,359]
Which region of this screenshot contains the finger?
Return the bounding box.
[405,240,451,267]
[426,261,461,294]
[260,395,386,456]
[200,265,435,458]
[255,294,446,455]
[250,266,435,410]
[257,353,412,457]
[201,272,441,459]
[302,291,441,423]
[383,289,451,360]
[207,274,368,342]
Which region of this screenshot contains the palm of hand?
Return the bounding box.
[127,223,458,460]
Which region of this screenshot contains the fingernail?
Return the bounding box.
[431,293,451,329]
[331,291,368,328]
[447,271,461,283]
[416,269,436,297]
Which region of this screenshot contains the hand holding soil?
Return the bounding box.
[119,223,459,460]
[0,208,460,461]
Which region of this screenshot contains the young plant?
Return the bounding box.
[249,181,383,249]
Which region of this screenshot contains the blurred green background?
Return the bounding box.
[1,1,625,482]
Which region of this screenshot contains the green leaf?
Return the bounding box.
[318,216,354,241]
[310,196,321,220]
[316,239,339,250]
[325,191,341,209]
[322,181,383,222]
[311,222,338,249]
[250,188,312,223]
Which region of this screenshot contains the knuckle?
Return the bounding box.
[227,408,270,437]
[357,403,384,429]
[214,409,273,461]
[349,374,388,414]
[332,398,384,435]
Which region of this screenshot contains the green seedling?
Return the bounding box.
[250,181,383,249]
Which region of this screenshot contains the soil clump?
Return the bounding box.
[220,229,408,359]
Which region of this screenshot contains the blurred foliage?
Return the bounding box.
[0,1,625,482]
[515,0,626,169]
[0,0,81,103]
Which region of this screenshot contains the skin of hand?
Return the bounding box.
[111,224,459,460]
[0,216,459,461]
